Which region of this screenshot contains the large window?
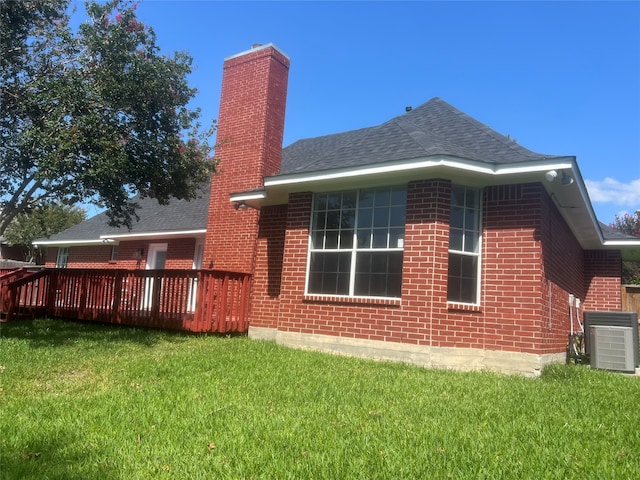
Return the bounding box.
[56,247,69,268]
[447,185,481,304]
[308,186,406,298]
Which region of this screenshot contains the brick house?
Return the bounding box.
[36,44,640,375]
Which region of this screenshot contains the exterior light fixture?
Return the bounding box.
[233,201,248,211]
[545,170,558,182]
[561,171,574,186]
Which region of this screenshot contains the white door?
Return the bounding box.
[147,243,168,270]
[188,241,204,312]
[144,243,168,309]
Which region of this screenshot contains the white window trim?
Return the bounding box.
[447,185,483,306]
[305,187,406,300]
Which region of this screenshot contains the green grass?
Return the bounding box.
[1,319,639,479]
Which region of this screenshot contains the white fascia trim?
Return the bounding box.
[100,229,206,240]
[33,239,109,246]
[603,240,640,247]
[34,229,207,246]
[229,191,266,202]
[264,156,576,187]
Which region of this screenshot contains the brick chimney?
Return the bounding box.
[203,44,290,272]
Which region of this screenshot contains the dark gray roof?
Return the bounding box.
[40,187,210,243]
[281,97,566,175]
[599,221,639,241]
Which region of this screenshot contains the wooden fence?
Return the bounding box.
[0,268,251,333]
[622,285,640,317]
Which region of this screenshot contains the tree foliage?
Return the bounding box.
[4,203,86,263]
[0,0,215,237]
[610,210,640,285]
[610,211,640,237]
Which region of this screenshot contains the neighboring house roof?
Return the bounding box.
[34,187,210,246]
[281,97,567,175]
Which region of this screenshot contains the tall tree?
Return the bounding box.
[4,203,86,263]
[0,0,215,237]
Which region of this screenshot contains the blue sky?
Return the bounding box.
[77,0,640,224]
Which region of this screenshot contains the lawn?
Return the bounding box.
[1,319,639,479]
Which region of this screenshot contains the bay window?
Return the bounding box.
[307,186,406,298]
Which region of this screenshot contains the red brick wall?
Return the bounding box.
[251,204,288,329]
[481,184,545,353]
[45,245,113,268]
[46,238,197,270]
[583,250,622,310]
[204,45,289,273]
[538,188,588,352]
[252,181,620,357]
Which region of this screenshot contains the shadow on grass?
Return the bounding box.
[0,317,195,349]
[1,429,122,480]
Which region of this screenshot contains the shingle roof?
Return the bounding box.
[599,222,640,242]
[281,97,566,175]
[39,187,210,243]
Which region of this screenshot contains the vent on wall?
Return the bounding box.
[584,311,639,373]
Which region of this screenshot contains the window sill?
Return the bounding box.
[304,294,401,307]
[447,302,482,313]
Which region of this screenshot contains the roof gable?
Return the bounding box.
[281,97,564,175]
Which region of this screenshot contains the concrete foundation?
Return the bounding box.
[248,326,566,376]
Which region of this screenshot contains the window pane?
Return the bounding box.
[465,208,479,231]
[325,230,339,249]
[340,230,354,249]
[447,254,478,303]
[341,209,356,229]
[464,231,479,253]
[375,189,390,207]
[389,206,406,227]
[465,188,478,208]
[359,189,374,208]
[342,191,357,208]
[326,210,341,229]
[357,228,371,248]
[372,228,388,248]
[316,194,327,210]
[355,252,403,298]
[327,193,342,210]
[389,227,404,248]
[449,227,464,251]
[373,207,389,228]
[313,211,326,230]
[450,206,464,229]
[390,187,406,206]
[451,186,465,207]
[311,231,324,249]
[357,208,372,228]
[308,252,351,295]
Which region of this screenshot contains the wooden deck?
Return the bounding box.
[0,268,251,333]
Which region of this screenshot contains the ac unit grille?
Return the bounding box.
[584,311,639,373]
[590,325,635,373]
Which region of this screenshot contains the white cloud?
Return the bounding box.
[584,177,640,208]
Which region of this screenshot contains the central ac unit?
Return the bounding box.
[584,311,639,374]
[590,325,636,373]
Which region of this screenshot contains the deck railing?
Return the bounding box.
[0,268,251,333]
